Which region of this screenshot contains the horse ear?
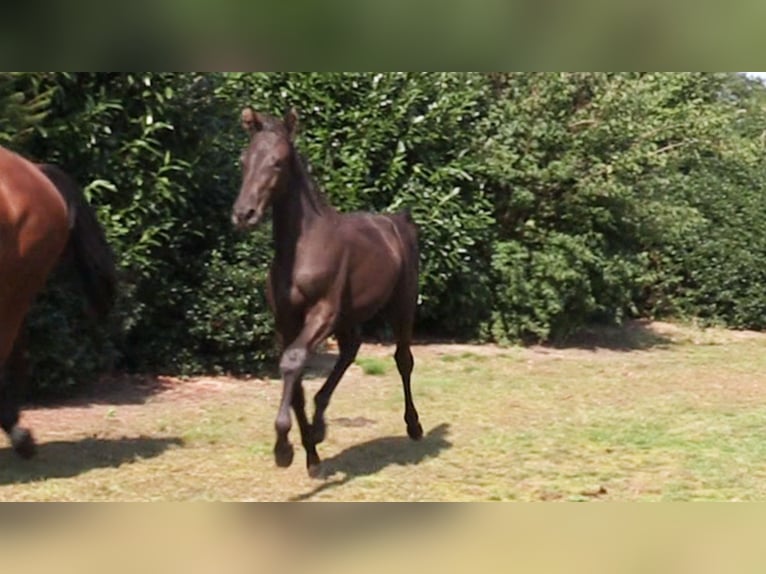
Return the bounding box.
[241,106,262,136]
[284,107,299,138]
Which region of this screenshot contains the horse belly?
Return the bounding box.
[347,260,400,322]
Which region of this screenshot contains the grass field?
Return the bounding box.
[3,320,766,501]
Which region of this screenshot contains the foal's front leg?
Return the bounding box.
[273,301,336,474]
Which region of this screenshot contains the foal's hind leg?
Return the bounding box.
[395,341,423,440]
[388,303,423,441]
[291,380,321,473]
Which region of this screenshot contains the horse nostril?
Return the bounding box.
[232,208,258,229]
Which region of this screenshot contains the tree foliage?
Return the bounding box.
[2,72,766,396]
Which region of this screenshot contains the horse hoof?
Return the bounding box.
[11,427,36,459]
[307,463,323,479]
[407,422,423,441]
[274,440,294,468]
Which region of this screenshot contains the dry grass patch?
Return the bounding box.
[3,320,766,500]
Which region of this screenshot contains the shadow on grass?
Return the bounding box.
[27,374,180,409]
[323,319,676,354]
[546,319,674,352]
[0,435,183,486]
[289,423,452,502]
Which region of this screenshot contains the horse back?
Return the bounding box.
[343,210,418,269]
[0,146,69,245]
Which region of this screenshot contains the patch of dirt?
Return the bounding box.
[149,376,256,403]
[360,342,511,359]
[651,320,766,344]
[17,340,462,441]
[21,375,265,440]
[17,320,766,445]
[330,416,376,428]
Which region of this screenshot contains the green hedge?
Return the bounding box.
[2,72,766,397]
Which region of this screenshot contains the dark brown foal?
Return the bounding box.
[232,107,422,477]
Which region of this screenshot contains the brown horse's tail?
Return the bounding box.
[37,164,117,319]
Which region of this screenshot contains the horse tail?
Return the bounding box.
[37,164,117,319]
[400,207,416,227]
[400,208,419,250]
[392,208,420,273]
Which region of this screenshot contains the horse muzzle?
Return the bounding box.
[232,207,263,230]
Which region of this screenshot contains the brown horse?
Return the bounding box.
[0,146,116,458]
[232,107,423,477]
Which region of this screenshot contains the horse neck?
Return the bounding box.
[271,150,335,261]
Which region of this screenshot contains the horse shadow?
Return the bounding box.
[548,319,674,352]
[289,423,452,501]
[0,436,183,487]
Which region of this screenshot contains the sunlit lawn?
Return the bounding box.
[3,321,766,501]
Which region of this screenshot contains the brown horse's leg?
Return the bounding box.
[7,327,29,396]
[311,327,362,446]
[274,301,336,472]
[0,364,35,459]
[0,303,36,459]
[1,332,33,456]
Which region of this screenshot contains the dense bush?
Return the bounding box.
[662,161,766,328]
[483,72,766,341]
[13,73,263,389]
[2,72,766,397]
